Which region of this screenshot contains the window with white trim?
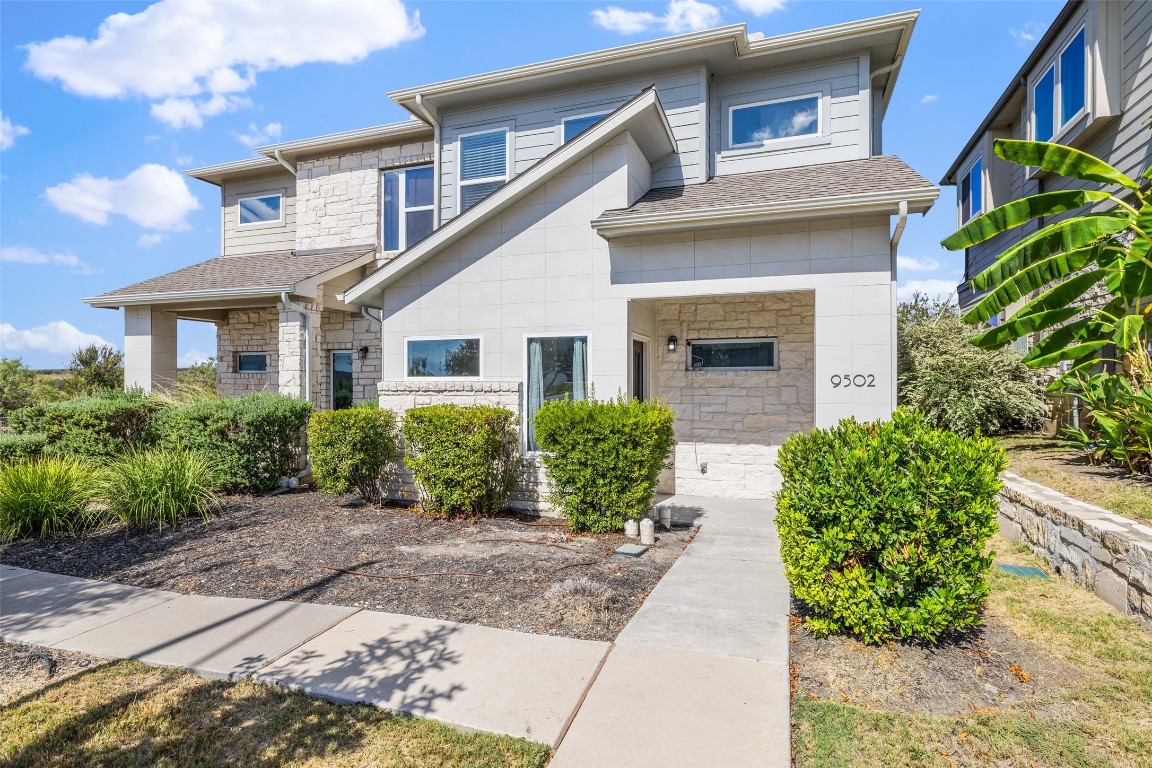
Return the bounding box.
[960,158,983,223]
[237,194,282,225]
[562,112,609,143]
[1032,27,1086,141]
[458,129,507,212]
[383,165,434,251]
[729,94,820,148]
[406,337,481,378]
[687,338,777,371]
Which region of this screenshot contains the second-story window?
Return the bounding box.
[562,112,609,143]
[730,94,820,148]
[459,129,507,212]
[960,158,983,223]
[238,193,283,225]
[382,165,434,251]
[1032,27,1086,141]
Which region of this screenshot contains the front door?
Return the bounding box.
[632,339,647,401]
[332,351,354,409]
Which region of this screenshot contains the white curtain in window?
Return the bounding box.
[572,337,587,401]
[527,338,544,450]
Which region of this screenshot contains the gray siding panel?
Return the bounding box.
[222,174,297,257]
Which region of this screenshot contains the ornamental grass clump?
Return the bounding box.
[533,396,676,533]
[308,405,401,505]
[776,409,1005,644]
[0,457,100,541]
[401,404,519,517]
[98,449,222,529]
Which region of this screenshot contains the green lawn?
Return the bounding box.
[792,541,1152,768]
[0,661,551,768]
[998,433,1152,525]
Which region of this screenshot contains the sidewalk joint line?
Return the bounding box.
[552,640,614,750]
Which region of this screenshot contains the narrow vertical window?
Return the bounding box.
[1034,66,1055,141]
[382,165,434,251]
[458,130,507,212]
[525,335,587,450]
[332,351,354,409]
[1059,28,1086,126]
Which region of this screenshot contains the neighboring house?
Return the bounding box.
[86,12,938,504]
[943,0,1151,312]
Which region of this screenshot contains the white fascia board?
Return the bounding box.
[343,89,674,307]
[254,120,433,162]
[84,286,292,309]
[739,10,919,59]
[293,251,377,296]
[184,157,284,186]
[591,187,940,237]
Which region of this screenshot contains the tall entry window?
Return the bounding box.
[383,165,434,251]
[332,351,354,410]
[526,335,587,450]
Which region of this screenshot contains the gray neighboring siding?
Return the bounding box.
[437,67,706,222]
[222,172,297,257]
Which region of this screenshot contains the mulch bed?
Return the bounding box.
[789,603,1083,718]
[0,641,108,707]
[0,491,694,642]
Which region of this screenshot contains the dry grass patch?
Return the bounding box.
[0,660,551,768]
[998,433,1152,525]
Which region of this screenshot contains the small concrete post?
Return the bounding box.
[624,519,639,538]
[659,507,673,529]
[639,518,655,545]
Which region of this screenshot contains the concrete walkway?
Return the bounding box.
[550,495,791,767]
[1,495,791,762]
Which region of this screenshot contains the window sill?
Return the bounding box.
[1027,111,1119,180]
[720,132,831,158]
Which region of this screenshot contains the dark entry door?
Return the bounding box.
[632,339,647,401]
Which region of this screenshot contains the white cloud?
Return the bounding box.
[1,112,30,150]
[235,121,282,149]
[137,233,165,248]
[592,0,721,34]
[174,155,193,166]
[23,0,425,129]
[897,278,959,303]
[45,164,201,231]
[919,93,938,105]
[1010,21,1046,46]
[1,245,97,275]
[178,348,211,367]
[0,321,112,356]
[732,0,787,16]
[897,255,941,273]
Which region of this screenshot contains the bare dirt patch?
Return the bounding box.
[0,641,109,706]
[0,491,693,642]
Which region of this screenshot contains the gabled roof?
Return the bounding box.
[84,249,374,309]
[592,156,938,236]
[342,87,676,308]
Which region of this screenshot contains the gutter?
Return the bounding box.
[273,150,296,176]
[84,285,294,309]
[280,291,314,404]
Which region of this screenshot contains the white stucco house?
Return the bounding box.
[85,12,938,505]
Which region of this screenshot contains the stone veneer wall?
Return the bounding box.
[318,311,382,408]
[295,141,435,254]
[651,291,815,499]
[217,308,279,396]
[378,380,552,514]
[998,472,1152,628]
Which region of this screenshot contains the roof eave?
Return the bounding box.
[184,157,286,186]
[254,121,433,163]
[84,285,294,309]
[591,187,940,237]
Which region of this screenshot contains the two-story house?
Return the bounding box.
[85,11,938,505]
[943,0,1150,312]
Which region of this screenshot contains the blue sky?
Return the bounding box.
[0,0,1063,369]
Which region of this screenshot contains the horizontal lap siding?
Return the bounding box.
[438,67,705,222]
[222,174,297,257]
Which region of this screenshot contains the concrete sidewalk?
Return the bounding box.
[550,495,791,767]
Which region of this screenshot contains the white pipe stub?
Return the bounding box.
[639,518,656,545]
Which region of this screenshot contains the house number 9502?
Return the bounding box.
[830,374,876,388]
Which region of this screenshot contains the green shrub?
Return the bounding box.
[401,404,520,517]
[308,405,400,504]
[0,432,48,465]
[0,457,100,541]
[898,294,1045,436]
[9,390,160,459]
[776,409,1005,644]
[155,393,312,493]
[533,396,676,532]
[98,449,222,528]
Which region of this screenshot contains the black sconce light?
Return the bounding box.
[666,335,678,352]
[358,346,370,359]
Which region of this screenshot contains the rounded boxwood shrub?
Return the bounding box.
[9,390,159,459]
[776,409,1005,644]
[534,396,676,533]
[155,393,312,494]
[401,404,520,517]
[0,432,48,465]
[98,448,222,529]
[0,457,100,541]
[308,405,400,504]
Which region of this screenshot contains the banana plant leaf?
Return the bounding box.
[941,190,1111,250]
[962,244,1098,323]
[1112,313,1148,351]
[968,215,1129,292]
[1011,268,1106,318]
[994,139,1141,191]
[970,307,1081,350]
[1026,338,1111,368]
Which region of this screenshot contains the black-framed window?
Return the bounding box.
[688,338,777,371]
[237,353,268,372]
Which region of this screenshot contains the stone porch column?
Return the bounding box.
[278,299,322,405]
[123,305,177,393]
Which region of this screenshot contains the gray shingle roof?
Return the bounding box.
[596,155,935,220]
[90,249,368,301]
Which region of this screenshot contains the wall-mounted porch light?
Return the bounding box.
[666,335,678,352]
[358,346,370,359]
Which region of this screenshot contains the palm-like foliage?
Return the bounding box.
[942,139,1152,375]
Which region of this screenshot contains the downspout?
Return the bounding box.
[889,200,908,416]
[273,149,296,176]
[360,306,382,327]
[414,94,441,227]
[280,291,313,404]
